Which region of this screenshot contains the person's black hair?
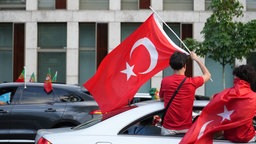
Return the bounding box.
[169,51,188,70]
[232,64,256,84]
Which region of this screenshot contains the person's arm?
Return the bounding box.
[190,52,211,83]
[159,82,164,101]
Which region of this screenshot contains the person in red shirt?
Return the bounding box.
[180,64,256,144]
[160,51,211,135]
[222,65,256,143]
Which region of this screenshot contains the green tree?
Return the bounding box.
[184,0,256,89]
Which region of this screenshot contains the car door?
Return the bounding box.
[55,88,99,124]
[0,86,17,140]
[9,85,65,140]
[0,102,10,140]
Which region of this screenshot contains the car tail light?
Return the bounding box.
[37,137,52,144]
[89,109,102,115]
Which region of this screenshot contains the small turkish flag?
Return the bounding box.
[84,14,187,113]
[180,79,256,144]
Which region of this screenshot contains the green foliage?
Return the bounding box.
[184,0,256,68]
[183,0,256,89]
[183,38,204,56]
[244,20,256,50]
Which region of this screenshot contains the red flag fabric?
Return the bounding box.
[180,78,256,144]
[44,69,52,93]
[84,14,188,113]
[16,69,25,82]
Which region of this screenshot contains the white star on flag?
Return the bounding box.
[120,62,137,80]
[217,105,234,122]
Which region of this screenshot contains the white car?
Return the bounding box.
[35,100,241,144]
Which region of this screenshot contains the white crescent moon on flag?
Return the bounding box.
[197,120,213,139]
[130,37,158,74]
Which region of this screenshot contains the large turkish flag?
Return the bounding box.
[84,14,187,113]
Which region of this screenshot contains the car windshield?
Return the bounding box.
[73,105,137,130]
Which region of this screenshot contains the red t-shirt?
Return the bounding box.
[160,74,204,130]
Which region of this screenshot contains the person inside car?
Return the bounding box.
[159,51,211,135]
[128,117,161,135]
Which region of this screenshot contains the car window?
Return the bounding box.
[20,86,54,104]
[0,87,18,104]
[121,106,205,136]
[54,88,82,102]
[74,106,137,130]
[80,89,95,101]
[121,110,163,136]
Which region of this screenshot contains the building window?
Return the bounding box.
[121,0,150,10]
[79,23,108,85]
[0,0,26,10]
[163,0,193,11]
[38,23,66,49]
[205,0,211,10]
[38,0,66,10]
[38,23,67,83]
[247,0,256,11]
[80,0,109,10]
[163,23,192,77]
[121,23,151,93]
[79,23,96,85]
[0,23,13,82]
[0,23,24,82]
[121,23,141,40]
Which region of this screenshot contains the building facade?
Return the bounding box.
[0,0,255,96]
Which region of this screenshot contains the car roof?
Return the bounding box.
[0,82,83,89]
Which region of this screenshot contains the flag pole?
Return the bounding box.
[149,7,213,82]
[24,66,27,88]
[149,6,191,53]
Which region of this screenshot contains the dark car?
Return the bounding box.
[0,82,99,143]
